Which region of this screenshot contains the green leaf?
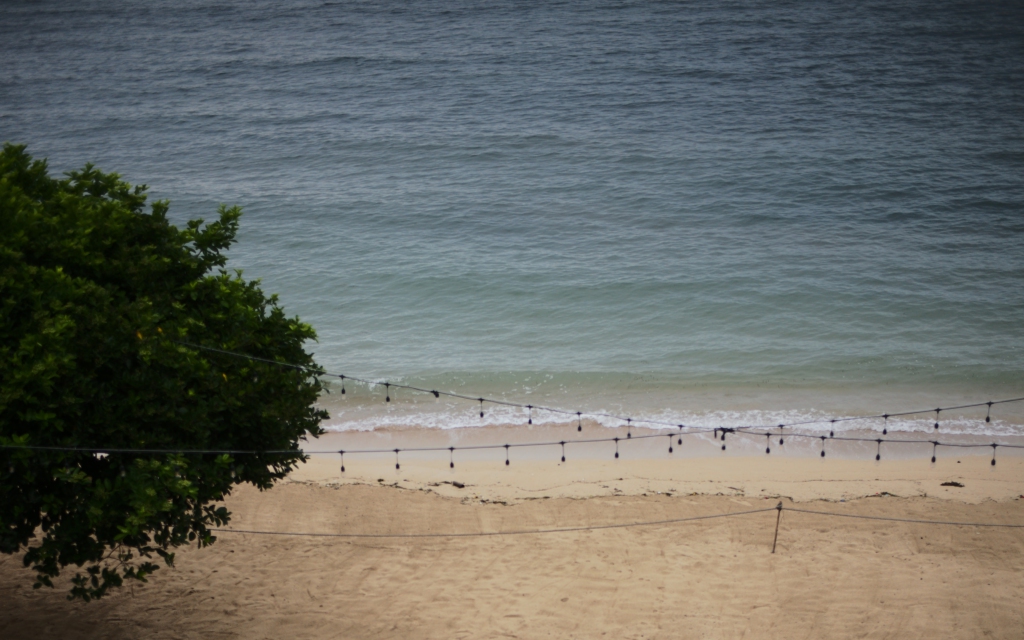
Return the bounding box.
[0,144,327,600]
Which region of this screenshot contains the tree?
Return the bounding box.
[0,143,327,600]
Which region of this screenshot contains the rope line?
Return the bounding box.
[782,505,1024,528]
[207,504,1024,539]
[210,507,777,538]
[784,507,1024,528]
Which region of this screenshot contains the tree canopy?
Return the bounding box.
[0,143,327,600]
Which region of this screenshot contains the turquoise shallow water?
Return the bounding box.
[3,0,1023,433]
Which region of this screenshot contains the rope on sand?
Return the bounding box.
[784,506,1024,528]
[210,504,1024,540]
[211,507,777,538]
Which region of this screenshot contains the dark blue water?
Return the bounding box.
[3,0,1023,431]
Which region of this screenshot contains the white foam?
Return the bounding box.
[320,403,1023,437]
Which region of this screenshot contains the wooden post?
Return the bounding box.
[771,501,783,554]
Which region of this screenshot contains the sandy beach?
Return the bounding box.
[3,443,1024,640]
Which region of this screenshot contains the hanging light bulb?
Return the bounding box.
[339,450,345,473]
[340,375,346,396]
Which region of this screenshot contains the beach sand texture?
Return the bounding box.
[2,454,1023,639]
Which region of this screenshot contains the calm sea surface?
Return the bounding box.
[3,0,1023,434]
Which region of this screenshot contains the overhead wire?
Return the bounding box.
[2,340,1022,463]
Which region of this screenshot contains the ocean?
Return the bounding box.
[3,0,1023,437]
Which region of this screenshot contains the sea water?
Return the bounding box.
[3,0,1023,438]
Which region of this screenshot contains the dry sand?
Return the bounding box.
[3,452,1024,639]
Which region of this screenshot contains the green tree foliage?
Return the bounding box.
[0,144,327,600]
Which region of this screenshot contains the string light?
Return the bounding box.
[171,340,1023,446]
[339,450,345,473]
[830,420,835,438]
[991,444,997,466]
[8,343,1024,472]
[480,399,485,419]
[882,414,888,436]
[449,446,455,469]
[527,405,533,425]
[875,439,882,461]
[765,434,771,455]
[340,375,346,396]
[504,444,510,466]
[934,408,940,430]
[626,418,632,439]
[8,428,1024,468]
[931,441,937,464]
[560,441,566,462]
[668,434,674,454]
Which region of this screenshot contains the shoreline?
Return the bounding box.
[315,384,1024,435]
